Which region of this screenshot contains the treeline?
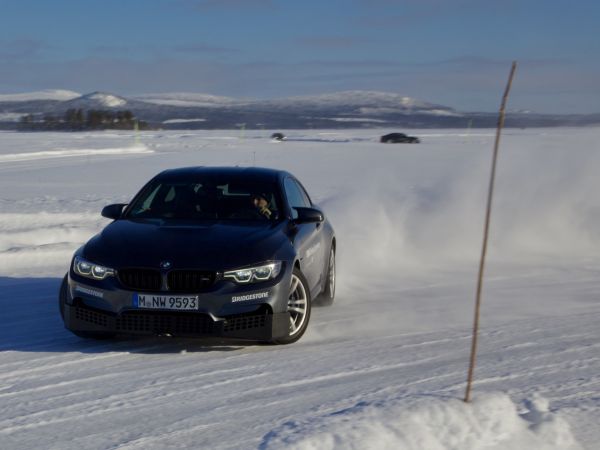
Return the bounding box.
[18,109,149,131]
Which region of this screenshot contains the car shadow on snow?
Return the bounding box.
[0,277,261,355]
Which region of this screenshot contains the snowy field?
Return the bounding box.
[1,128,598,449]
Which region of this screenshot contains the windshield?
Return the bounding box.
[126,177,281,222]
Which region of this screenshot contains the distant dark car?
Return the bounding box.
[380,133,420,143]
[271,132,286,141]
[59,167,336,344]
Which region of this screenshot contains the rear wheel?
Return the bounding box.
[316,247,336,306]
[272,268,311,344]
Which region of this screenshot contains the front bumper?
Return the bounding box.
[64,301,290,340]
[63,267,292,340]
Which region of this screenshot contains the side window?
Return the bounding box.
[284,178,311,219]
[139,184,161,211]
[296,181,312,207]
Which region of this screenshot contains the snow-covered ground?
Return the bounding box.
[1,128,598,449]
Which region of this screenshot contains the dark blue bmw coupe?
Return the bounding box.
[59,167,336,344]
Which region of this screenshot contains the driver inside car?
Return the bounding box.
[252,193,272,219]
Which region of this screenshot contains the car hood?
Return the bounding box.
[83,219,291,271]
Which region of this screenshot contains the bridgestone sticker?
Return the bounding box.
[231,292,269,303]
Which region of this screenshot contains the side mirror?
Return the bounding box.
[294,207,324,224]
[101,203,127,220]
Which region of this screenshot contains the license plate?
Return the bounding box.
[133,293,199,311]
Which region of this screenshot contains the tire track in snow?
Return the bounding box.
[0,364,253,401]
[0,336,454,440]
[0,371,269,435]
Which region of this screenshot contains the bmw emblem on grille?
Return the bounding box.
[160,261,172,269]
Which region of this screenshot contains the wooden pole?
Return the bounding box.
[464,61,517,403]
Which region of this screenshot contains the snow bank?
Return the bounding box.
[0,212,106,276]
[0,144,152,163]
[261,393,581,450]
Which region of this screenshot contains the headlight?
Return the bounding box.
[73,256,115,280]
[224,261,282,284]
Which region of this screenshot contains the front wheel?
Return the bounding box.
[271,268,311,344]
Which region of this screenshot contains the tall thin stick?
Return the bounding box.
[464,61,517,403]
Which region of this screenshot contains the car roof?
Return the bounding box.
[156,166,289,183]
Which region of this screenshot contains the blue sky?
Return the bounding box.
[1,0,598,113]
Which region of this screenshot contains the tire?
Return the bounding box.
[271,268,312,344]
[59,274,115,340]
[316,246,336,306]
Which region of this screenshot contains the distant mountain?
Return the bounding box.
[1,89,598,129]
[245,91,460,116]
[66,91,129,108]
[134,92,239,107]
[0,89,81,102]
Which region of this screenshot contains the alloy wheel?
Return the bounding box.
[288,273,308,335]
